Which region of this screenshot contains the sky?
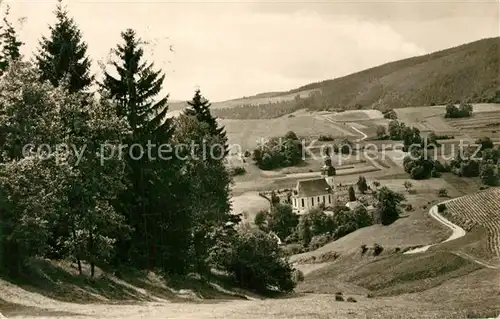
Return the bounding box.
[2,0,499,101]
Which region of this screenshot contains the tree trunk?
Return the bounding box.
[89,227,95,278]
[71,227,82,275]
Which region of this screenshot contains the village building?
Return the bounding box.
[345,200,376,213]
[292,155,337,214]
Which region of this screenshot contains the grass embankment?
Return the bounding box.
[0,258,253,309]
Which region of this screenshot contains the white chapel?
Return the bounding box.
[292,155,337,214]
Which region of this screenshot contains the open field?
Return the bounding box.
[167,89,321,112]
[326,110,384,122]
[221,115,357,152]
[231,191,270,221]
[394,103,500,141]
[211,89,320,109]
[447,111,500,141]
[441,188,500,261]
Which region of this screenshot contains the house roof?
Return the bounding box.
[296,178,331,197]
[345,201,364,210]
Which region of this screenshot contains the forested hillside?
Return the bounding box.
[212,37,500,119]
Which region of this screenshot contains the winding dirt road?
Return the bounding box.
[404,200,466,254]
[404,199,499,269]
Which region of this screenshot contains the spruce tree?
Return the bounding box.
[101,28,185,272]
[102,28,171,137]
[185,89,228,155]
[35,0,92,92]
[179,89,233,275]
[0,6,22,73]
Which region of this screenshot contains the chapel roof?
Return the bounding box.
[296,178,332,197]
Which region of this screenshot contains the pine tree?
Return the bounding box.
[0,5,23,73]
[35,0,92,93]
[102,28,171,138]
[175,90,233,275]
[185,89,228,155]
[101,28,186,272]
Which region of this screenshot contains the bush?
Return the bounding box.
[444,102,473,118]
[335,292,344,301]
[360,244,368,255]
[437,203,446,213]
[284,231,300,244]
[383,109,397,120]
[281,243,303,256]
[230,166,246,176]
[431,168,441,178]
[309,233,331,250]
[213,228,296,293]
[318,134,335,141]
[346,297,357,303]
[410,165,427,180]
[437,188,448,197]
[292,269,304,283]
[252,132,303,170]
[373,243,383,256]
[405,204,413,212]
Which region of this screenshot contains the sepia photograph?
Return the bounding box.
[0,0,498,318]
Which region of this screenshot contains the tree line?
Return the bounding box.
[0,2,295,293]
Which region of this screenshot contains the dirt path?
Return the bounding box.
[318,115,357,136]
[349,125,368,142]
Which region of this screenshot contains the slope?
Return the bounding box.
[212,37,500,119]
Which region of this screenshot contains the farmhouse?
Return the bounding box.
[292,156,337,213]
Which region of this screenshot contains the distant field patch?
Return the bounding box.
[212,89,320,109]
[231,191,269,221]
[421,115,458,134]
[446,111,500,140]
[395,106,445,124]
[431,103,500,113]
[375,178,454,194]
[395,104,500,137]
[328,110,384,122]
[221,116,356,151]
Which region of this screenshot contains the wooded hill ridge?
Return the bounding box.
[208,37,500,119]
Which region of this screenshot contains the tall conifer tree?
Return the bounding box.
[185,89,228,155]
[101,28,189,272]
[35,0,92,92]
[0,6,23,73]
[180,89,233,275]
[102,28,171,137]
